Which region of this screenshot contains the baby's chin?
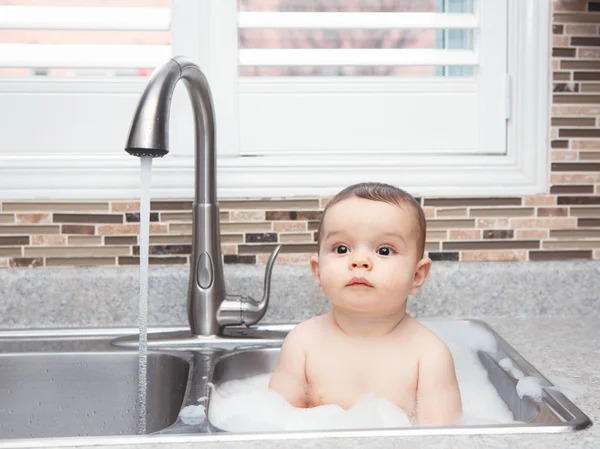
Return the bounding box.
[329,297,406,318]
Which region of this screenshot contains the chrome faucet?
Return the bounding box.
[124,56,281,337]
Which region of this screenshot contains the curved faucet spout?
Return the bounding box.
[124,56,280,337]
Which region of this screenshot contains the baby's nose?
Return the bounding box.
[350,255,372,270]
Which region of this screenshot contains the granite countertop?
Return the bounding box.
[0,261,598,448]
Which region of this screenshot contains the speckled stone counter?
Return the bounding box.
[0,261,598,448]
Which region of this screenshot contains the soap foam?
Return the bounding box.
[209,320,517,431]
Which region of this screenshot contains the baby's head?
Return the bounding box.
[310,182,431,318]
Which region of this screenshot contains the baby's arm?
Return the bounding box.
[268,325,309,408]
[416,338,462,426]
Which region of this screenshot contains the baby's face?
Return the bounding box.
[312,197,425,318]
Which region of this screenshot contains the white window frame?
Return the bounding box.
[0,0,549,200]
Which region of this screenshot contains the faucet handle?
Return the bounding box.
[218,244,282,327]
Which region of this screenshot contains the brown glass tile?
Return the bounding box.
[553,24,564,34]
[570,207,600,217]
[61,224,95,235]
[553,72,571,81]
[551,117,596,127]
[578,218,600,227]
[443,241,538,251]
[220,199,319,210]
[0,248,22,257]
[425,242,440,252]
[266,211,321,221]
[543,240,600,249]
[572,36,600,45]
[150,201,192,211]
[308,221,319,231]
[559,129,600,138]
[238,243,317,254]
[24,246,130,257]
[555,13,600,24]
[426,230,447,241]
[96,224,166,235]
[428,252,459,261]
[574,72,600,82]
[47,257,117,267]
[67,236,102,246]
[470,208,534,217]
[552,47,576,57]
[53,213,122,224]
[552,163,600,172]
[579,152,600,160]
[105,236,137,245]
[563,60,600,70]
[0,225,59,235]
[2,202,109,212]
[118,256,187,266]
[529,250,592,261]
[553,94,600,103]
[538,207,569,217]
[160,212,192,222]
[550,185,594,194]
[590,2,600,11]
[551,229,600,238]
[427,219,475,229]
[483,230,514,239]
[582,84,600,93]
[110,201,139,213]
[0,236,29,246]
[557,196,600,205]
[224,255,256,264]
[125,213,158,223]
[245,233,277,243]
[0,213,14,224]
[9,257,42,268]
[551,140,569,149]
[424,198,521,207]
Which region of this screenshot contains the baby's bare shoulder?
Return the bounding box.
[284,314,330,347]
[399,317,451,356]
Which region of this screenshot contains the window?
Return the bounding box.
[0,0,549,199]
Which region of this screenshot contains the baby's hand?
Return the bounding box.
[416,338,462,426]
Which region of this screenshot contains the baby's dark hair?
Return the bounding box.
[317,182,427,259]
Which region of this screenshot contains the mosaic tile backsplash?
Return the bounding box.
[1,0,599,268]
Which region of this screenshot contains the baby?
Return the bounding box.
[268,182,462,426]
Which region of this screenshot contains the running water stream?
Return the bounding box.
[137,156,153,434]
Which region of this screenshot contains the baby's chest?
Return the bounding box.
[305,349,418,410]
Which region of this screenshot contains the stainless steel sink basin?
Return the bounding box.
[206,320,592,434]
[0,333,189,440]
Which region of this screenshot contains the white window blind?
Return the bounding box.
[236,0,508,156]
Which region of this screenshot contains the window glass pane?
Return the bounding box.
[238,0,475,77]
[0,0,170,78]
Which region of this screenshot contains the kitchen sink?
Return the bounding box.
[0,332,189,440]
[0,320,592,446]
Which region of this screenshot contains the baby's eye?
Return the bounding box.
[335,245,349,254]
[376,247,393,256]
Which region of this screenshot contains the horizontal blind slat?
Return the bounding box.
[238,12,478,30]
[239,49,477,67]
[0,44,171,69]
[0,6,170,31]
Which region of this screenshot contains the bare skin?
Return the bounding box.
[269,197,462,426]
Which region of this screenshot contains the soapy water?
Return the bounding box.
[205,321,522,432]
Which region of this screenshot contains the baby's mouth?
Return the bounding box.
[346,277,374,287]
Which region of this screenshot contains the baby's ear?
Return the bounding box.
[410,257,432,295]
[310,254,321,286]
